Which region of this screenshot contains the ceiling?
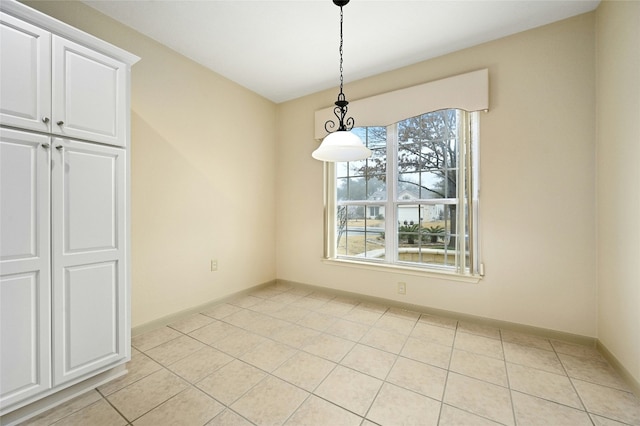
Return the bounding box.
[82,0,600,103]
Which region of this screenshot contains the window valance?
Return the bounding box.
[314,68,489,140]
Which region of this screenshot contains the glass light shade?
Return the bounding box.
[312,130,372,162]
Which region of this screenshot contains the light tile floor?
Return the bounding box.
[24,283,640,426]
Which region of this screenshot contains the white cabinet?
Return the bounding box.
[52,139,126,385]
[0,132,128,412]
[0,12,128,147]
[0,13,51,133]
[52,37,127,146]
[0,129,52,408]
[0,0,138,421]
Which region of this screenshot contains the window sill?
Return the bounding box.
[321,257,482,284]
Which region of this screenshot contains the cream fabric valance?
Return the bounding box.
[314,68,489,140]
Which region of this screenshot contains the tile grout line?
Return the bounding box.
[499,329,519,426]
[359,311,415,423]
[551,342,597,425]
[435,318,460,425]
[96,386,130,424]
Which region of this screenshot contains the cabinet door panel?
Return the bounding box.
[1,131,49,263]
[0,273,51,407]
[0,129,51,410]
[64,149,118,253]
[52,139,126,385]
[52,36,126,147]
[0,274,51,407]
[0,12,51,132]
[59,262,120,378]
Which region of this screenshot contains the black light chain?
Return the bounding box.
[339,4,344,95]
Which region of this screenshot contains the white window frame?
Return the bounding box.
[317,70,488,281]
[325,110,481,279]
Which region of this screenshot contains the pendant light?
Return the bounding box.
[312,0,371,162]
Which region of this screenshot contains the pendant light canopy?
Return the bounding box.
[312,0,371,163]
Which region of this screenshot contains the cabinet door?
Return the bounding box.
[0,129,51,409]
[52,36,127,147]
[51,138,127,386]
[0,12,51,133]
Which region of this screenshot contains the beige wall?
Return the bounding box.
[596,0,640,384]
[24,1,278,327]
[277,13,598,337]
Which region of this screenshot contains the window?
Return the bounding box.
[316,69,488,278]
[328,108,480,276]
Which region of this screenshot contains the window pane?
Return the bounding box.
[395,111,464,270]
[336,205,349,256]
[337,177,348,201]
[444,138,458,169]
[395,203,462,268]
[397,110,461,203]
[397,206,425,264]
[423,204,446,226]
[336,206,385,260]
[442,169,457,199]
[420,141,446,170]
[398,175,447,199]
[440,204,456,241]
[364,126,387,149]
[367,147,387,178]
[398,143,421,172]
[336,205,364,256]
[337,176,367,201]
[364,212,385,260]
[398,205,420,227]
[367,175,386,200]
[348,159,367,177]
[338,130,387,202]
[398,222,422,245]
[419,171,446,199]
[398,172,420,199]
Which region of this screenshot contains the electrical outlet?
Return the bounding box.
[210,259,218,271]
[397,282,406,295]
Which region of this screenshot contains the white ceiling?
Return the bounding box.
[82,0,600,103]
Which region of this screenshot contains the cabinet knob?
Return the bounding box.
[56,120,64,126]
[41,143,50,149]
[42,117,50,124]
[55,145,64,151]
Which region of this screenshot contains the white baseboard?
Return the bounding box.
[276,279,596,346]
[597,339,640,398]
